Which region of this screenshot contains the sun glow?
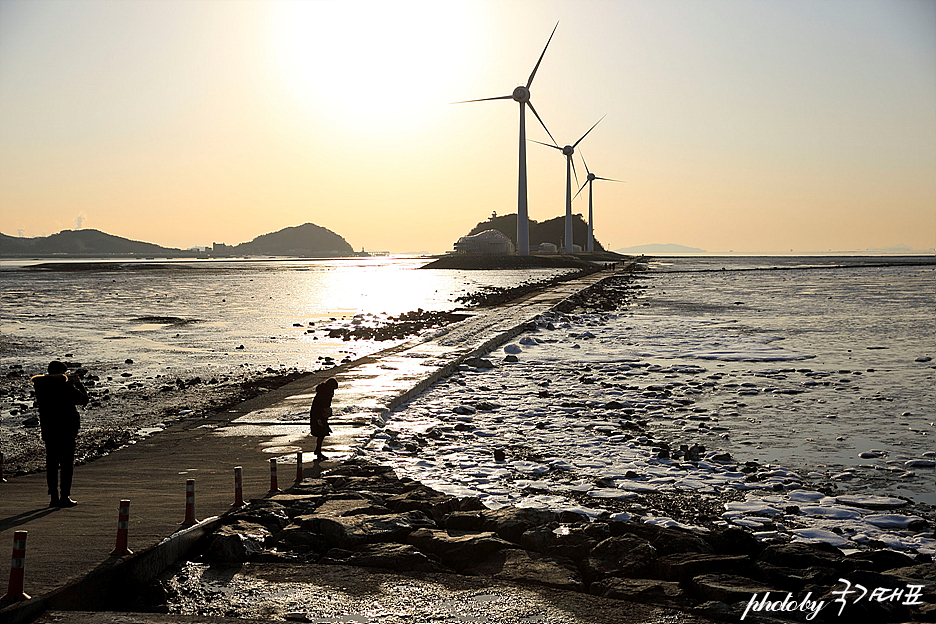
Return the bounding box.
[271,0,484,135]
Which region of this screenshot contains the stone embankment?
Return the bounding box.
[158,460,935,623]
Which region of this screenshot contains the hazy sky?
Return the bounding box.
[1,0,934,253]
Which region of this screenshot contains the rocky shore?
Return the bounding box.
[148,459,935,623]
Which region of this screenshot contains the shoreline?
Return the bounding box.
[0,264,606,477]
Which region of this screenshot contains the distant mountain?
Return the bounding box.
[466,213,605,251]
[614,243,706,254]
[0,229,181,256]
[226,222,353,256]
[1,223,356,257]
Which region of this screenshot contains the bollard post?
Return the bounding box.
[295,450,303,483]
[180,479,197,527]
[110,500,132,557]
[233,466,244,506]
[0,451,6,483]
[1,531,30,603]
[268,458,279,494]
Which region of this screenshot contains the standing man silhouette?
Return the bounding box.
[309,377,338,461]
[31,361,88,507]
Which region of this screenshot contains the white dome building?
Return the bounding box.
[453,229,516,256]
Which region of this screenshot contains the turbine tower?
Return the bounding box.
[574,153,622,252]
[457,23,559,256]
[534,116,604,254]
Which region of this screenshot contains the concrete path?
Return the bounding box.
[0,267,623,608]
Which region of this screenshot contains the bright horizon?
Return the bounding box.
[1,0,934,254]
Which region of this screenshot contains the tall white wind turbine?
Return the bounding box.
[534,116,604,254]
[574,153,623,252]
[457,23,559,256]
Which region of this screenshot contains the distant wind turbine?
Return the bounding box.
[457,23,559,256]
[533,116,604,254]
[574,153,623,252]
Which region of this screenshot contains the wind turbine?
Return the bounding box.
[574,153,623,252]
[457,23,559,256]
[533,116,604,254]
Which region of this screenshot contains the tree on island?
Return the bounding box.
[466,213,604,252]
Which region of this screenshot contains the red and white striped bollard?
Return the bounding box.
[180,479,197,527]
[1,531,30,602]
[233,466,244,506]
[268,458,279,494]
[110,499,132,556]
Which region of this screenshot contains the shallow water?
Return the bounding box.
[0,256,572,378]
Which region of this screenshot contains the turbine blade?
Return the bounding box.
[595,176,624,183]
[572,114,606,148]
[527,101,558,146]
[452,95,514,104]
[527,21,559,88]
[530,139,561,150]
[573,180,588,200]
[571,157,580,188]
[580,152,591,176]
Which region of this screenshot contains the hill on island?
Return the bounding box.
[224,222,353,256]
[0,229,181,256]
[466,213,605,251]
[0,223,355,257]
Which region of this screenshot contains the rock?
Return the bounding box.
[705,527,764,556]
[504,344,522,354]
[301,510,436,549]
[846,549,917,572]
[442,511,484,531]
[270,525,331,556]
[690,574,776,603]
[463,357,495,369]
[203,521,271,563]
[453,405,476,415]
[21,416,40,428]
[520,522,609,562]
[311,497,390,517]
[504,355,519,363]
[652,553,753,582]
[480,507,559,543]
[319,543,448,573]
[228,502,291,531]
[757,542,846,571]
[581,535,657,582]
[592,577,689,606]
[406,528,512,570]
[612,523,714,555]
[383,485,452,517]
[466,548,584,592]
[493,449,506,462]
[755,562,840,592]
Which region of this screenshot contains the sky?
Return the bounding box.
[1,0,934,254]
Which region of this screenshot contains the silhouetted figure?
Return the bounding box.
[309,377,338,461]
[31,361,88,507]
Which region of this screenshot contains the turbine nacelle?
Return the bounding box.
[587,172,597,181]
[512,86,531,103]
[561,145,574,156]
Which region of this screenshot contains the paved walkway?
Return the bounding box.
[0,266,623,606]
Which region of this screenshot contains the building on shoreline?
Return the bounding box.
[452,229,516,256]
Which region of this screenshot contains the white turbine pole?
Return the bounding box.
[564,154,573,254]
[518,102,529,255]
[587,180,595,252]
[455,23,558,258]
